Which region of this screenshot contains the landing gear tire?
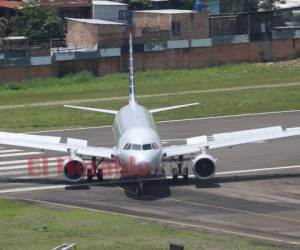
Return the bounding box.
[172,175,179,182]
[96,169,103,182]
[182,167,189,183]
[87,169,94,182]
[136,181,145,196]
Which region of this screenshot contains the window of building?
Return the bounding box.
[119,10,128,20]
[172,21,181,35]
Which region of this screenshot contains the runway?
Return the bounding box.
[0,110,300,247]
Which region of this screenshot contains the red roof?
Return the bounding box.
[0,0,22,9]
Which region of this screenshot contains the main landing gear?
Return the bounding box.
[172,155,189,182]
[87,157,103,182]
[135,179,145,196]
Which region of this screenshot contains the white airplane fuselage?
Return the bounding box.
[113,100,163,176]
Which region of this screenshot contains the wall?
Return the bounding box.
[1,38,300,82]
[92,4,128,24]
[66,20,99,49]
[133,11,209,40]
[66,19,126,49]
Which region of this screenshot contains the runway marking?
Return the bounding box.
[0,159,66,171]
[30,109,300,133]
[162,196,300,224]
[0,149,23,154]
[216,165,300,175]
[0,185,68,194]
[116,184,300,224]
[6,197,299,246]
[0,152,43,158]
[0,156,66,166]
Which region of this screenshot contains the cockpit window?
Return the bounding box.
[132,144,142,150]
[124,143,131,150]
[142,144,152,150]
[124,143,159,151]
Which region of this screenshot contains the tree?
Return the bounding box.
[0,17,8,37]
[124,0,151,10]
[169,0,195,10]
[11,6,64,41]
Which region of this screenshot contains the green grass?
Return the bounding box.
[0,62,300,131]
[1,86,300,132]
[0,62,300,106]
[0,198,291,250]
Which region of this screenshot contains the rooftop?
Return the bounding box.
[66,18,125,25]
[274,0,300,9]
[92,0,127,6]
[135,9,196,14]
[2,36,28,41]
[0,0,22,9]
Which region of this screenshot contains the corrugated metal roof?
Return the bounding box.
[0,0,22,9]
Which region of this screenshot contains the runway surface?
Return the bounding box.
[0,110,300,247]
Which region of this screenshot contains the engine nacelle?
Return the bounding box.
[192,154,216,180]
[63,157,86,182]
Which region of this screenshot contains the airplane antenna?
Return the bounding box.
[128,33,136,103]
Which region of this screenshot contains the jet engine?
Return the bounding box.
[192,154,216,180]
[63,157,86,182]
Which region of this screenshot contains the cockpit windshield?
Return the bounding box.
[124,143,159,151]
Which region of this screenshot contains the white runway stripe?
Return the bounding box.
[0,185,68,194]
[216,165,300,175]
[0,149,23,154]
[0,152,43,158]
[0,156,67,166]
[0,169,61,177]
[0,161,63,171]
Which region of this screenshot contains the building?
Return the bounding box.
[0,0,22,19]
[66,18,126,49]
[133,9,209,41]
[92,1,128,24]
[38,0,92,18]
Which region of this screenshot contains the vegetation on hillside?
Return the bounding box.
[11,6,64,41]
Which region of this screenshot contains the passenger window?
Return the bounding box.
[132,144,141,150]
[143,144,152,150]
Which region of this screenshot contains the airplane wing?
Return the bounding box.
[163,126,300,158]
[0,132,114,159]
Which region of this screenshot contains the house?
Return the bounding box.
[0,0,22,19]
[66,18,126,49]
[133,9,209,41]
[38,0,92,18]
[92,1,128,24]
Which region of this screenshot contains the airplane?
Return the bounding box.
[0,33,300,195]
